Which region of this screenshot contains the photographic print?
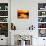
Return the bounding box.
[38,23,46,28]
[0,23,8,37]
[17,10,29,19]
[38,29,46,37]
[38,3,46,10]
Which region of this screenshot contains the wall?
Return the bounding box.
[11,0,46,46]
[11,0,38,30]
